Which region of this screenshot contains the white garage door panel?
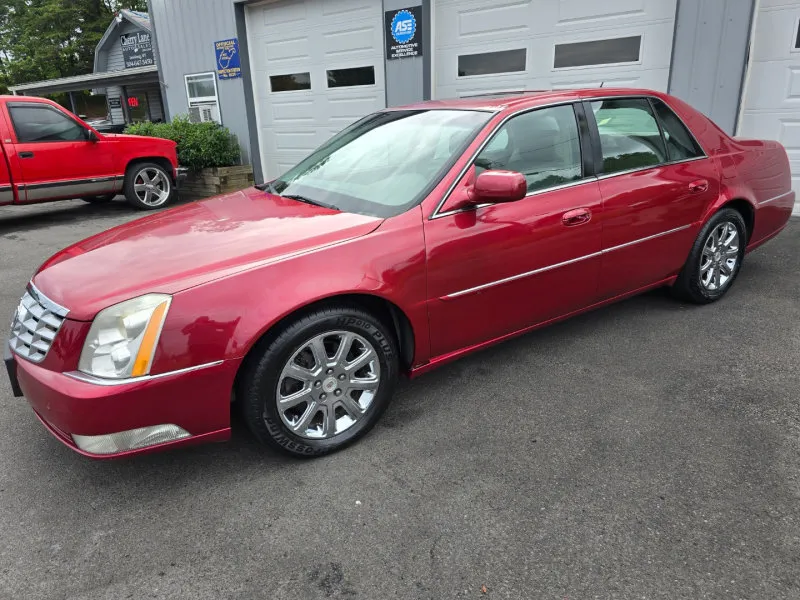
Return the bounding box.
[739,1,800,214]
[434,0,677,100]
[246,0,385,180]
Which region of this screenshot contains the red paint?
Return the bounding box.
[10,88,794,458]
[471,170,527,203]
[0,95,178,206]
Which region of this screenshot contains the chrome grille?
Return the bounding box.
[9,286,68,363]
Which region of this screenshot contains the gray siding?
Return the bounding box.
[147,0,252,165]
[100,21,147,73]
[668,0,754,134]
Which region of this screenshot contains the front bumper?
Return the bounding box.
[7,348,237,458]
[175,167,188,188]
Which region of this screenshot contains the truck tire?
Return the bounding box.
[124,162,175,210]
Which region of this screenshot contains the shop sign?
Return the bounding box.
[120,31,154,68]
[108,97,122,109]
[215,38,242,80]
[385,6,424,60]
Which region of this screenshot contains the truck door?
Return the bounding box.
[5,101,117,202]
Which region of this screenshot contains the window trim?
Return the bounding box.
[185,72,219,105]
[647,97,706,162]
[7,103,89,144]
[430,95,709,220]
[552,34,644,71]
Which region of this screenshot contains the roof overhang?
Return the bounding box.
[8,65,159,94]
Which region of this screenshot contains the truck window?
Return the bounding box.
[8,105,86,143]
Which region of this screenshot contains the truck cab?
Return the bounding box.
[0,96,182,211]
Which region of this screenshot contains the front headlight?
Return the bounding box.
[78,294,171,379]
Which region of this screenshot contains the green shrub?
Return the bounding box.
[124,116,241,171]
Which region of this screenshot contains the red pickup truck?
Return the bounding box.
[0,95,184,211]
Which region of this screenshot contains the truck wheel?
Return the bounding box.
[82,194,116,203]
[124,162,174,210]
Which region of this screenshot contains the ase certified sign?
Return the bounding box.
[385,6,424,60]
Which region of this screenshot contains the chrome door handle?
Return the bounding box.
[689,180,709,193]
[562,208,591,227]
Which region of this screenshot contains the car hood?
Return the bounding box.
[33,187,383,321]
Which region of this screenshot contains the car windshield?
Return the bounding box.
[270,109,493,217]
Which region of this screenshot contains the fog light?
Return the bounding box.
[72,424,190,455]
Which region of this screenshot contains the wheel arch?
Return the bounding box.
[124,157,175,180]
[720,198,755,243]
[235,293,417,390]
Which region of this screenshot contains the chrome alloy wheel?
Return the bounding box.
[134,167,171,207]
[275,331,381,440]
[700,221,740,291]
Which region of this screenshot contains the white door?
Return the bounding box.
[433,0,677,99]
[246,0,386,180]
[738,0,800,215]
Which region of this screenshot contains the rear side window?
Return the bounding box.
[591,98,667,174]
[9,105,86,143]
[651,98,704,161]
[474,104,583,193]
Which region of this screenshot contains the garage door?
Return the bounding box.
[434,0,676,99]
[245,0,386,180]
[738,0,800,215]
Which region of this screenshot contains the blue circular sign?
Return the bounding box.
[391,10,416,45]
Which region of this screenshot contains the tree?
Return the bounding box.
[0,0,149,89]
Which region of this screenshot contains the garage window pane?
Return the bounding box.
[591,98,667,174]
[270,72,311,92]
[327,66,375,88]
[554,36,640,68]
[474,105,583,193]
[458,49,526,77]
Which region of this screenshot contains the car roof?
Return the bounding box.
[390,88,667,112]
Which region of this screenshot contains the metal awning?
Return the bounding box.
[9,65,159,95]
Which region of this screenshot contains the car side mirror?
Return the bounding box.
[469,170,527,204]
[85,129,99,142]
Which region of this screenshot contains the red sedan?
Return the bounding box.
[5,89,794,458]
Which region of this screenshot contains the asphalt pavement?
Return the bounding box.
[0,198,798,599]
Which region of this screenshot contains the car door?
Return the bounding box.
[586,97,719,299]
[5,102,118,202]
[424,103,603,358]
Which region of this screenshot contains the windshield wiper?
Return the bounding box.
[255,180,277,193]
[281,194,338,210]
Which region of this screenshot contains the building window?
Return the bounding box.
[590,98,667,174]
[458,49,526,77]
[474,105,583,193]
[185,72,220,123]
[554,36,641,69]
[326,66,375,88]
[270,72,312,92]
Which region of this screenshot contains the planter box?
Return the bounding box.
[180,165,255,200]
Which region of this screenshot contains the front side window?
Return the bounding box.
[272,110,492,217]
[651,98,704,161]
[591,98,667,174]
[474,104,583,193]
[9,105,86,143]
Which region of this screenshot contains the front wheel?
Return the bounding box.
[124,162,174,210]
[239,306,399,457]
[672,208,747,304]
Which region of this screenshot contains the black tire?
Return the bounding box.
[672,208,747,304]
[82,194,116,203]
[123,162,175,210]
[239,305,399,457]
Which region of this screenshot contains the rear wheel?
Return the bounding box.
[672,208,747,304]
[239,306,399,457]
[124,162,174,210]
